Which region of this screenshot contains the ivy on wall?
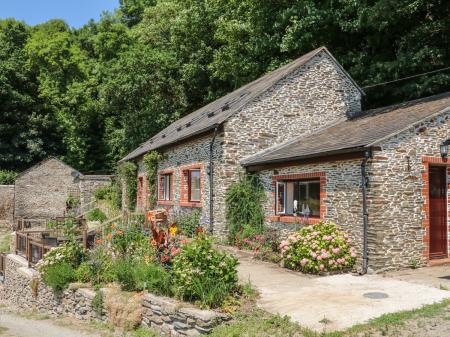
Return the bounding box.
[117,161,138,210]
[143,151,165,209]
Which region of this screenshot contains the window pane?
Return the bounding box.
[307,181,320,216]
[276,182,285,214]
[189,170,201,201]
[163,175,171,200]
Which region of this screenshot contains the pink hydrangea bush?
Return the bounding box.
[280,221,356,274]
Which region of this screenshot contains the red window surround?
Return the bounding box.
[421,156,450,261]
[157,169,174,206]
[267,172,326,225]
[180,163,203,208]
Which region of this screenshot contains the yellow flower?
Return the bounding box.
[169,225,178,236]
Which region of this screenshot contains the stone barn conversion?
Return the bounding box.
[121,46,450,272]
[13,157,112,227]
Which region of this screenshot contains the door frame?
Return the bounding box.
[422,157,450,261]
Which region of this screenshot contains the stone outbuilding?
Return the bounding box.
[121,46,450,272]
[13,157,112,227]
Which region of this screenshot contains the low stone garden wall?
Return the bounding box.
[142,293,229,336]
[0,254,228,336]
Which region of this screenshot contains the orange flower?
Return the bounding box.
[107,233,113,240]
[116,230,124,236]
[150,239,157,247]
[95,238,103,245]
[110,223,117,230]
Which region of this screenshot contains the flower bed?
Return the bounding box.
[37,215,240,311]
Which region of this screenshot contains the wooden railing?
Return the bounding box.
[15,217,88,267]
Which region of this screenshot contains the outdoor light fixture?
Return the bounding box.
[440,139,450,158]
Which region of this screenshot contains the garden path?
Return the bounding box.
[225,247,450,332]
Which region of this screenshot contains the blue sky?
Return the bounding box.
[0,0,119,28]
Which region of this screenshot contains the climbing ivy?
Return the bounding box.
[143,151,165,209]
[117,161,138,210]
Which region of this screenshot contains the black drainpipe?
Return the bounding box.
[361,149,371,275]
[209,125,220,234]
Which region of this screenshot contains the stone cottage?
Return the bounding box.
[121,46,450,271]
[14,157,112,227]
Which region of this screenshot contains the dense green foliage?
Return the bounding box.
[93,182,122,211]
[175,209,201,237]
[0,170,17,185]
[226,175,266,241]
[87,208,107,222]
[2,1,450,172]
[142,151,165,209]
[117,161,137,210]
[172,235,239,308]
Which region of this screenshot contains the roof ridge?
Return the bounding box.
[358,92,450,118]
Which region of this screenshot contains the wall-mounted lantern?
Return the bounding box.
[440,139,450,158]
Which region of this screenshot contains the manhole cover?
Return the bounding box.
[363,292,389,299]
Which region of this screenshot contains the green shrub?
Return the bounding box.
[225,175,266,242]
[117,162,137,210]
[87,208,107,222]
[110,225,154,259]
[176,210,201,237]
[280,221,356,274]
[37,241,86,272]
[92,290,103,317]
[172,235,238,308]
[93,183,121,210]
[87,246,115,286]
[0,170,17,185]
[42,261,76,292]
[113,258,172,295]
[75,262,91,283]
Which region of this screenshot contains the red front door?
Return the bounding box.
[429,166,448,259]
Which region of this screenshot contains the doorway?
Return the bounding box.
[429,166,448,259]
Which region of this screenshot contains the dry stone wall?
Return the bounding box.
[0,185,14,228]
[0,254,228,336]
[0,254,106,321]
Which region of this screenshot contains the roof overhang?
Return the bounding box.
[244,146,378,172]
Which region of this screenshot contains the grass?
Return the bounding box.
[0,326,9,336]
[209,299,450,337]
[0,230,10,252]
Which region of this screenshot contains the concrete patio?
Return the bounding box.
[231,248,450,332]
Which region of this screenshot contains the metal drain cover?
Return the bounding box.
[363,292,389,299]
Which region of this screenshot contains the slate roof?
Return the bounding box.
[121,47,363,162]
[241,92,450,167]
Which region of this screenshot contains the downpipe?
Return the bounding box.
[360,150,371,275]
[208,125,219,234]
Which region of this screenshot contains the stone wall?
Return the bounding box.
[14,158,81,222]
[0,254,106,321]
[0,185,14,228]
[367,111,450,271]
[257,159,365,269]
[135,133,224,230]
[142,293,229,336]
[79,175,113,208]
[0,254,227,336]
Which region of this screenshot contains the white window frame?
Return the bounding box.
[188,169,201,202]
[276,181,286,215]
[160,174,171,201]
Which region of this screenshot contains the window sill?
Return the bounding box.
[180,201,202,208]
[267,215,322,224]
[157,200,174,206]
